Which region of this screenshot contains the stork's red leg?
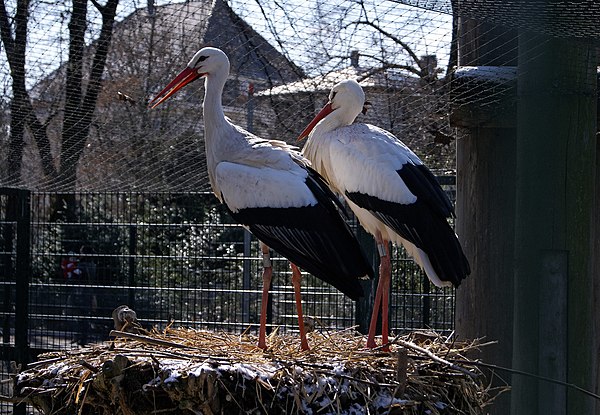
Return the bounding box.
[379,243,391,351]
[367,232,391,349]
[291,263,310,351]
[367,271,384,348]
[258,242,272,350]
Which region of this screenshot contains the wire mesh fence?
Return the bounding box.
[4,187,456,350]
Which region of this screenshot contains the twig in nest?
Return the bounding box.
[393,338,479,379]
[0,394,23,403]
[110,330,194,349]
[78,360,99,373]
[396,348,408,397]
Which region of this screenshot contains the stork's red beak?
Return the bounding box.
[149,67,203,109]
[297,102,334,142]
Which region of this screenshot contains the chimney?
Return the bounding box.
[147,0,155,16]
[350,50,359,68]
[420,55,438,77]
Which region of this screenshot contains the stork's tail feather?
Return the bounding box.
[403,228,470,288]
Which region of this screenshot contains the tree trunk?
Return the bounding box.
[56,0,119,193]
[49,0,118,224]
[0,0,58,183]
[2,0,118,193]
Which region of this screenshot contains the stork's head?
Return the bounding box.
[149,47,230,108]
[297,79,366,141]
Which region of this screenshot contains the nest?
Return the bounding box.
[12,327,506,414]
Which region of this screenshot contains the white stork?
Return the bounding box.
[149,48,373,350]
[298,79,470,349]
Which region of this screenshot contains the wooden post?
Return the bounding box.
[594,112,600,415]
[538,250,568,412]
[452,19,518,415]
[512,32,596,414]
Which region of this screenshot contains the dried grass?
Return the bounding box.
[13,327,508,414]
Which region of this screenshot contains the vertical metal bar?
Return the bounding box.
[245,83,255,328]
[13,189,30,415]
[14,189,30,365]
[241,229,251,324]
[422,277,430,328]
[128,225,137,308]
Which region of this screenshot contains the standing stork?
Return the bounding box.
[298,79,470,349]
[150,48,373,351]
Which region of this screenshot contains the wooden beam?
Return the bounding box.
[512,32,596,414]
[538,250,568,413]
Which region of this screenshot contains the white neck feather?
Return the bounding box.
[202,71,228,137]
[202,69,232,197]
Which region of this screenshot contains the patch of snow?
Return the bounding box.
[454,66,517,83]
[332,363,346,376]
[435,401,448,409]
[163,369,181,384]
[256,66,415,97]
[190,363,218,377]
[371,392,411,410]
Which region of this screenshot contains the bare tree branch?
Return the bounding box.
[351,19,423,73]
[0,0,17,57]
[357,53,424,78]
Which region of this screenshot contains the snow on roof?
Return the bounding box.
[453,66,517,83]
[256,66,415,96]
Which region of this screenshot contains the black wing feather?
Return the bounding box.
[230,168,374,300]
[400,164,454,218]
[345,164,469,287]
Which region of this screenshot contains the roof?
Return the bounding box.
[117,0,303,86]
[256,65,417,97]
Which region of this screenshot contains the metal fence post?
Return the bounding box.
[244,88,256,328]
[14,189,31,365]
[14,189,31,415]
[128,225,137,308]
[242,229,251,323]
[422,278,430,328]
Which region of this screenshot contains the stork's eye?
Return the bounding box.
[197,55,208,62]
[330,91,337,101]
